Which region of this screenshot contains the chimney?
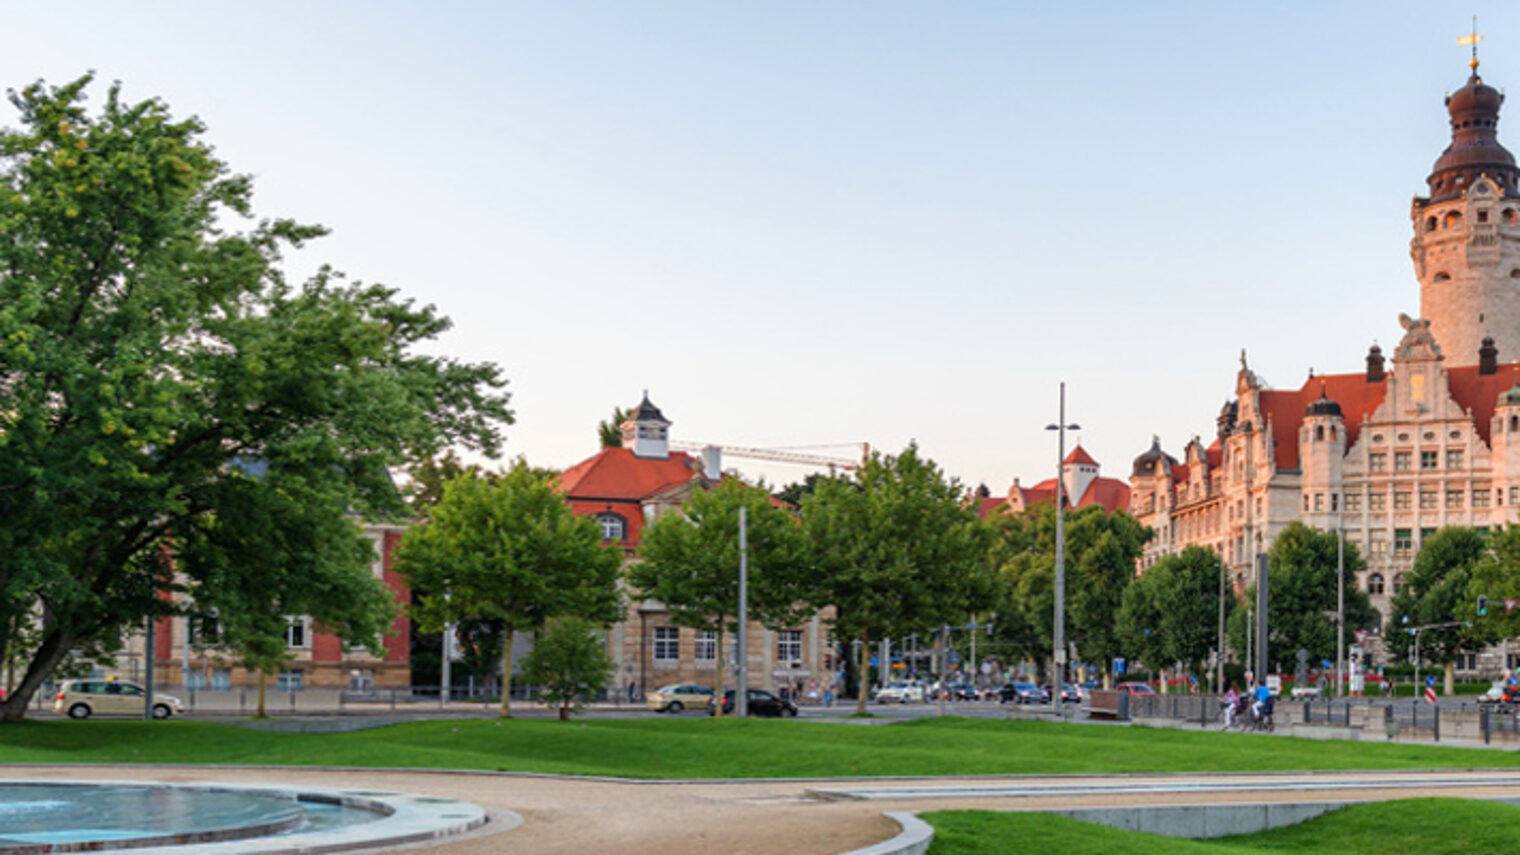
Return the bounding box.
[1366,344,1385,382]
[1480,336,1498,375]
[701,445,722,481]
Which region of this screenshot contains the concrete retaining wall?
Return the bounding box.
[1050,801,1339,838]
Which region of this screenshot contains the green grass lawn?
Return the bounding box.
[5,716,1520,779]
[925,797,1520,854]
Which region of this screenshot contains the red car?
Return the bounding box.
[1115,681,1156,696]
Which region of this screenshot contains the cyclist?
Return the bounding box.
[1250,681,1273,728]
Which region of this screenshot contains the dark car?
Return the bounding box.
[941,681,981,701]
[708,688,799,718]
[1042,683,1081,704]
[998,682,1049,704]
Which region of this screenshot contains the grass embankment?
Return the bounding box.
[926,797,1517,854]
[5,716,1520,778]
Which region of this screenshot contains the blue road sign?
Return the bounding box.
[1426,674,1437,688]
[869,657,878,667]
[1114,657,1127,674]
[1322,659,1332,669]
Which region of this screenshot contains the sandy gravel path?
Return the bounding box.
[11,766,1520,854]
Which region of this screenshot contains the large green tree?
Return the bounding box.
[393,465,622,717]
[1387,526,1488,694]
[1117,546,1231,683]
[629,478,807,714]
[0,77,511,720]
[989,503,1149,687]
[801,444,994,714]
[1228,522,1375,677]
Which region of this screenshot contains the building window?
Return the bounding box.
[1394,529,1413,555]
[1370,493,1387,511]
[276,670,304,692]
[1304,494,1311,512]
[653,626,680,663]
[1346,493,1362,512]
[1313,493,1324,511]
[1395,452,1412,471]
[597,513,626,542]
[1447,489,1465,509]
[1331,493,1339,512]
[1394,492,1411,510]
[1475,489,1492,508]
[1369,532,1387,557]
[1447,449,1465,469]
[1393,572,1408,593]
[1368,573,1385,595]
[777,630,803,665]
[1315,425,1325,442]
[285,618,308,649]
[188,613,220,646]
[1511,487,1520,506]
[1419,492,1437,510]
[695,630,716,663]
[1420,451,1438,470]
[1369,453,1387,473]
[348,669,375,692]
[1421,527,1436,542]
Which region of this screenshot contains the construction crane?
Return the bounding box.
[670,441,868,473]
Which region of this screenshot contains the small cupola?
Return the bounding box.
[1131,435,1178,478]
[620,391,672,459]
[1500,382,1520,408]
[1305,389,1343,418]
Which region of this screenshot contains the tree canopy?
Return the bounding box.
[630,477,807,712]
[393,465,622,717]
[0,77,512,719]
[801,444,993,714]
[1388,527,1487,693]
[1228,522,1375,673]
[989,503,1149,686]
[1117,545,1229,679]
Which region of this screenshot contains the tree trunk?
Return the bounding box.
[855,630,871,716]
[1102,666,1112,691]
[559,702,570,721]
[714,621,726,718]
[1444,660,1456,696]
[499,630,513,718]
[0,624,74,722]
[256,670,268,718]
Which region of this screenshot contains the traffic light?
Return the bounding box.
[1479,595,1490,616]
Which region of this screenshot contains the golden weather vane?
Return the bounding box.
[1458,15,1483,72]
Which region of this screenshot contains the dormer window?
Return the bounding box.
[597,513,627,542]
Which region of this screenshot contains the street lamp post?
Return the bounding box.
[1336,521,1345,698]
[1410,620,1462,699]
[1046,382,1080,719]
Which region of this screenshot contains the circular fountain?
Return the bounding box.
[0,781,494,854]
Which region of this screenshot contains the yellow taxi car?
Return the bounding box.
[53,679,183,719]
[645,683,714,713]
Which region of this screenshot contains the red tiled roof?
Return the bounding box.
[1253,364,1520,471]
[1206,439,1222,469]
[1171,463,1189,482]
[1064,445,1099,466]
[1076,477,1131,513]
[554,447,702,501]
[1258,372,1388,471]
[1021,477,1127,513]
[976,496,1010,519]
[1447,362,1520,447]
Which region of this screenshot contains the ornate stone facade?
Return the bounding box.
[1131,63,1520,673]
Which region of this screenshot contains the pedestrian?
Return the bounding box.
[823,680,835,707]
[628,680,638,703]
[807,679,819,705]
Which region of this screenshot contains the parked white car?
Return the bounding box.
[874,680,926,703]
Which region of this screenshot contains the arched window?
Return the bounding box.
[596,513,627,542]
[1368,573,1385,595]
[1315,425,1325,441]
[1511,415,1519,433]
[1426,216,1438,232]
[1393,573,1406,594]
[1434,271,1452,282]
[1445,210,1464,228]
[1506,208,1518,225]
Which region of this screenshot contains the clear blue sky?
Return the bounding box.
[3,2,1513,489]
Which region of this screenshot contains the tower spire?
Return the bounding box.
[1459,16,1483,74]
